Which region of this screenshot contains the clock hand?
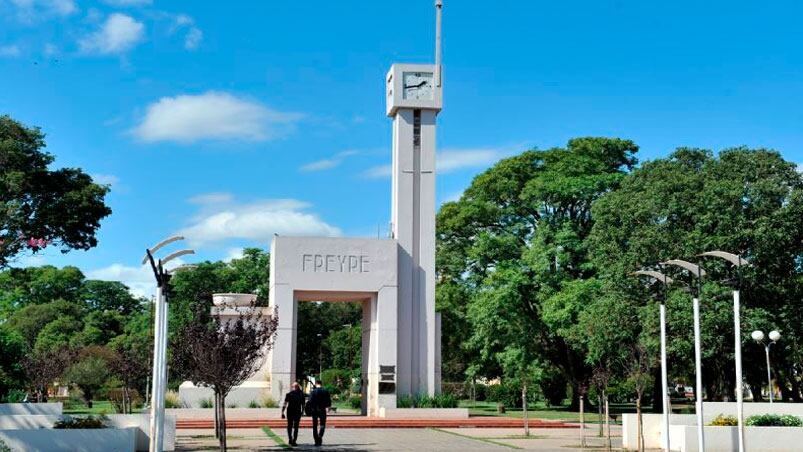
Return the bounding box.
[404,81,428,89]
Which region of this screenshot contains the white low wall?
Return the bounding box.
[703,402,803,417]
[0,413,175,451]
[0,427,136,452]
[178,382,273,409]
[623,405,803,450]
[0,403,62,415]
[378,408,469,419]
[669,425,803,452]
[166,407,281,420]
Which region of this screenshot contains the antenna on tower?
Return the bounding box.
[435,0,443,87]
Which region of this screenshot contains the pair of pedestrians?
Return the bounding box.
[281,381,332,447]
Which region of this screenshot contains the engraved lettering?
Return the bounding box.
[300,253,372,273]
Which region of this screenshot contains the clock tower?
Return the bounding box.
[385,0,443,397]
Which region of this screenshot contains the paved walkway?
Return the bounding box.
[176,425,624,451]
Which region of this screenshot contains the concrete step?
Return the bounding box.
[176,416,577,429]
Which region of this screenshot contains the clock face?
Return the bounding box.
[402,72,434,100]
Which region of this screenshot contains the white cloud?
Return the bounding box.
[362,164,392,179]
[362,147,507,179]
[184,27,202,50]
[79,13,145,55]
[91,173,119,187]
[102,0,152,6]
[11,0,76,20]
[0,45,21,57]
[223,247,244,263]
[180,197,341,246]
[189,192,234,205]
[86,263,154,298]
[132,91,302,144]
[43,43,58,56]
[300,150,358,172]
[86,258,186,298]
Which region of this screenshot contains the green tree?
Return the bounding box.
[323,325,361,372]
[81,280,143,315]
[0,115,111,268]
[0,266,84,320]
[0,326,25,401]
[437,137,637,408]
[6,299,82,347]
[588,147,803,401]
[64,347,113,408]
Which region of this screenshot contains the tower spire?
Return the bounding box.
[435,0,443,87]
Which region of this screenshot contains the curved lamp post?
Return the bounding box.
[699,251,750,452]
[751,330,781,403]
[663,259,706,452]
[142,236,195,452]
[632,270,673,452]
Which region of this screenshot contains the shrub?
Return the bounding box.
[226,402,237,408]
[396,393,458,409]
[3,389,27,403]
[709,414,738,426]
[260,395,278,408]
[320,368,351,394]
[349,395,362,410]
[746,414,803,427]
[0,439,10,452]
[397,394,413,408]
[486,383,522,408]
[164,390,182,408]
[53,415,107,429]
[200,398,214,409]
[248,400,260,408]
[441,382,470,400]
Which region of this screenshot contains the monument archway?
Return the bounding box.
[267,236,398,416]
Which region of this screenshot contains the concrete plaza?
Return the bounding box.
[176,425,624,451]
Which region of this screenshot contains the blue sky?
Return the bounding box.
[2,0,803,295]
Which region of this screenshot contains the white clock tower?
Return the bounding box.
[386,0,443,397]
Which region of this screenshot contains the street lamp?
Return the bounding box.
[699,250,750,452]
[142,236,195,452]
[663,259,706,452]
[632,270,673,452]
[752,330,781,403]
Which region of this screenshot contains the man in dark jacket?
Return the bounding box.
[309,381,332,446]
[281,382,305,446]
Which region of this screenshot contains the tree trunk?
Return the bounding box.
[522,382,529,437]
[650,366,662,413]
[791,376,803,402]
[636,396,643,452]
[604,393,611,451]
[214,393,221,440]
[219,393,227,452]
[579,395,586,448]
[597,394,603,437]
[749,382,764,402]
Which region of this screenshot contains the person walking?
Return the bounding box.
[309,381,332,446]
[281,382,305,447]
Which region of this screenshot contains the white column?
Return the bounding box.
[734,290,745,452]
[692,297,705,452]
[660,303,670,452]
[148,287,163,452]
[267,284,296,401]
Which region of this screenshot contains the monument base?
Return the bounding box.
[178,381,273,409]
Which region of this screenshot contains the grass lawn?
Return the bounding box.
[459,400,649,424]
[62,400,146,415]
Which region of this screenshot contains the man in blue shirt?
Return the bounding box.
[308,381,332,446]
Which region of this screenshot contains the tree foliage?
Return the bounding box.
[0,115,111,267]
[171,295,278,452]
